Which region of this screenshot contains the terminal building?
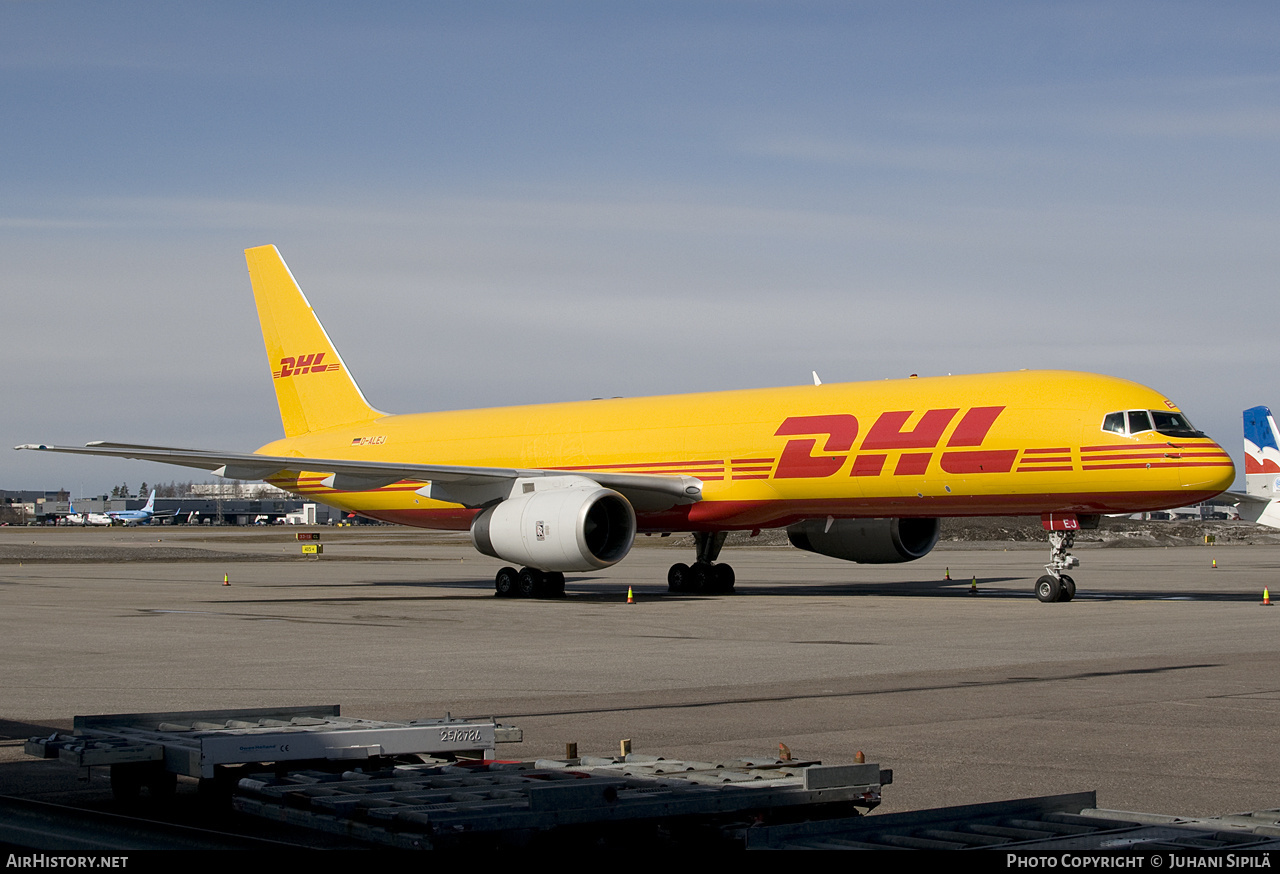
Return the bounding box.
[2,489,352,526]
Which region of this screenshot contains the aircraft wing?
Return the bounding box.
[16,442,704,511]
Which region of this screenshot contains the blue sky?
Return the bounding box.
[4,1,1278,494]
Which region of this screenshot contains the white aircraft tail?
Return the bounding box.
[1238,406,1280,528]
[142,489,156,513]
[1243,406,1280,499]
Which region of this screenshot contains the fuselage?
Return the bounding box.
[256,370,1234,532]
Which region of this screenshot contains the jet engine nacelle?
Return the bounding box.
[470,476,637,572]
[787,517,940,564]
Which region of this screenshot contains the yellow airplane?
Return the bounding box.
[19,246,1235,603]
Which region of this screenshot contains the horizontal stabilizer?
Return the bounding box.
[1230,493,1280,528]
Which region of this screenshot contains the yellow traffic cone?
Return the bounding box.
[626,586,634,604]
[945,567,950,580]
[1212,558,1218,569]
[1264,588,1272,606]
[222,573,229,586]
[970,575,978,595]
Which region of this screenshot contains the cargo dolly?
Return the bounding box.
[233,752,890,849]
[25,705,521,801]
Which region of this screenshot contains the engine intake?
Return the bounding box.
[471,477,636,572]
[787,517,940,564]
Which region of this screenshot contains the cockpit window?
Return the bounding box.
[1101,409,1206,439]
[1151,411,1205,438]
[1127,410,1152,434]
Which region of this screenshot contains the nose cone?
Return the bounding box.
[1182,438,1235,497]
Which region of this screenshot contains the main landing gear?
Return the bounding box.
[494,566,566,599]
[668,532,736,594]
[1035,530,1080,603]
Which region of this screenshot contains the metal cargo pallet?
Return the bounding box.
[26,705,522,782]
[232,753,889,849]
[741,792,1280,850]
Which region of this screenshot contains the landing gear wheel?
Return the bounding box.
[712,563,736,593]
[689,562,712,592]
[1035,574,1062,603]
[668,563,691,592]
[544,571,566,598]
[517,568,544,598]
[1059,574,1076,602]
[495,567,518,598]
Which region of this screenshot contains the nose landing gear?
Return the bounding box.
[1036,528,1080,602]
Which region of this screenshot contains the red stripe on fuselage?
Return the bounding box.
[645,487,1231,531]
[558,459,723,471]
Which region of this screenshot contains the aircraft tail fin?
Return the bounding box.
[1243,405,1280,498]
[142,490,155,513]
[245,246,383,438]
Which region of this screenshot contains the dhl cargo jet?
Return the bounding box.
[19,246,1235,603]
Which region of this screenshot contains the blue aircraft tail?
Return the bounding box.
[1244,406,1280,498]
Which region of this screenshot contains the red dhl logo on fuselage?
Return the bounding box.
[774,406,1015,478]
[274,352,341,379]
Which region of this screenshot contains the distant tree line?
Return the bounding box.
[105,480,277,499]
[109,481,208,499]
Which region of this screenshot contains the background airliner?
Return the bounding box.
[105,490,168,525]
[19,247,1235,602]
[1234,406,1280,528]
[61,491,170,526]
[62,500,110,526]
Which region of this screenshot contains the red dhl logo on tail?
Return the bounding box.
[274,352,341,379]
[774,406,1015,478]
